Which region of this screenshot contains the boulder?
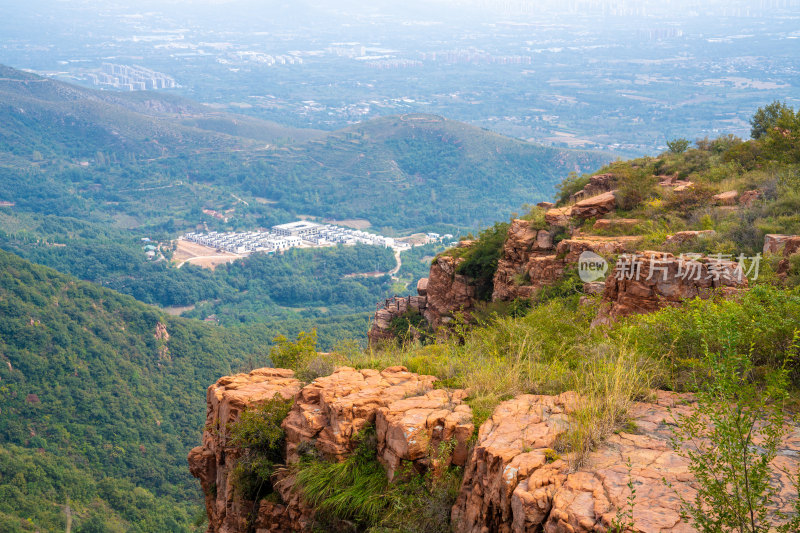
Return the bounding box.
[570,191,617,220]
[282,366,436,463]
[376,388,473,480]
[776,236,800,277]
[739,189,760,207]
[712,190,739,206]
[545,206,573,226]
[416,277,429,297]
[672,181,694,192]
[592,218,640,231]
[764,234,799,255]
[537,201,555,209]
[664,230,716,246]
[188,368,301,533]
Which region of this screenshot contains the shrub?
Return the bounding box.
[294,427,461,532]
[614,169,658,211]
[668,340,800,533]
[269,330,320,380]
[228,395,294,501]
[555,172,590,205]
[455,221,510,301]
[389,309,433,345]
[667,138,690,154]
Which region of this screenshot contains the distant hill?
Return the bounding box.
[0,249,274,531]
[183,113,611,229]
[0,64,324,165]
[0,64,609,231]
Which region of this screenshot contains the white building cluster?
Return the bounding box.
[88,63,177,91]
[184,220,406,254]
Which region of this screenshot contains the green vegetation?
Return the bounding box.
[439,221,510,301]
[0,249,279,532]
[559,101,800,259]
[229,396,294,503]
[669,340,800,532]
[294,427,461,533]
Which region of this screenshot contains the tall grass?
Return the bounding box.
[340,298,660,463]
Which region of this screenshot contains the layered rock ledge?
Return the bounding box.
[188,368,301,533]
[282,366,437,463]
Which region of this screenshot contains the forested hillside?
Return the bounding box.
[0,249,277,532]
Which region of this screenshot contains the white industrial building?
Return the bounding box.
[183,220,403,255]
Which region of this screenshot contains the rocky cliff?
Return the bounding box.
[190,367,799,533]
[369,168,773,344]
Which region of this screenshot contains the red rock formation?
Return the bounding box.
[594,251,747,325]
[776,236,800,277]
[188,368,301,533]
[423,255,477,328]
[452,390,800,533]
[368,295,428,344]
[712,190,739,205]
[282,366,437,463]
[663,230,716,246]
[570,191,617,220]
[764,234,799,255]
[739,189,760,206]
[450,392,578,532]
[376,388,473,480]
[592,218,640,231]
[569,173,617,203]
[492,227,638,302]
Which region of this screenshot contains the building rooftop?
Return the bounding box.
[272,220,322,231]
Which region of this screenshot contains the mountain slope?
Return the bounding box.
[0,249,276,532]
[182,113,611,229]
[0,64,323,164]
[0,64,609,232]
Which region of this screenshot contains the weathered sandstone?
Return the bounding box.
[376,388,473,480]
[712,190,739,205]
[664,230,716,246]
[570,191,617,220]
[188,368,301,533]
[282,366,436,463]
[423,255,477,328]
[764,234,799,255]
[593,251,747,325]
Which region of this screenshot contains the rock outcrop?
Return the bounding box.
[664,229,716,246]
[775,236,800,278]
[282,366,437,463]
[376,388,473,480]
[451,390,800,533]
[570,191,617,220]
[368,295,428,344]
[188,368,302,533]
[712,190,739,205]
[451,392,577,532]
[422,254,477,328]
[593,218,640,232]
[764,234,800,255]
[594,251,747,325]
[492,225,638,302]
[191,367,800,533]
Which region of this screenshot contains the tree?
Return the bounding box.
[750,101,793,140]
[667,138,690,154]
